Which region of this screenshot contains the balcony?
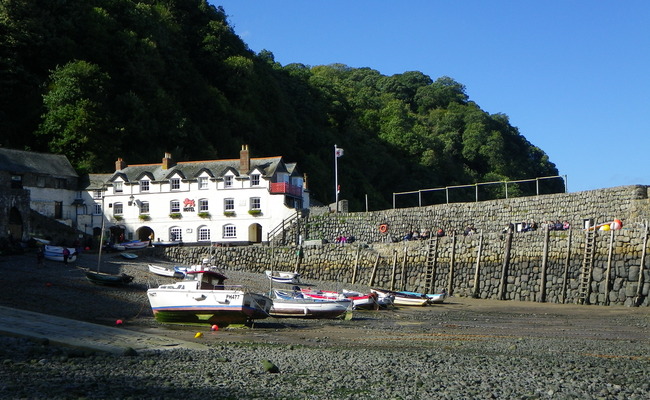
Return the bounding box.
[269,182,302,197]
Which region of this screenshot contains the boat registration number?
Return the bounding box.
[226,294,240,300]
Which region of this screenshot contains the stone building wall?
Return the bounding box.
[149,185,650,307]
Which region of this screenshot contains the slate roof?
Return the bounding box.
[0,148,78,177]
[111,156,290,183]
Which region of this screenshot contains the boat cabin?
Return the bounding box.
[185,270,227,290]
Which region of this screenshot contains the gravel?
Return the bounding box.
[1,250,649,399]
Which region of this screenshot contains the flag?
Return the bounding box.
[335,147,344,158]
[337,185,341,194]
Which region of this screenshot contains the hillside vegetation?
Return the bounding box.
[0,0,561,210]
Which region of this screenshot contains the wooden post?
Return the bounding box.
[605,229,615,305]
[390,250,398,291]
[635,223,648,306]
[539,227,549,302]
[400,247,408,290]
[498,231,513,300]
[472,232,483,298]
[561,230,572,304]
[369,253,380,287]
[351,246,361,284]
[447,233,457,296]
[294,245,303,274]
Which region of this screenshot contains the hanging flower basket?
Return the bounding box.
[169,213,182,219]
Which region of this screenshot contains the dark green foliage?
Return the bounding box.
[0,0,561,210]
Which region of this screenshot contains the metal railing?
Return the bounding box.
[392,175,567,209]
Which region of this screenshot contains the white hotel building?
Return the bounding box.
[83,145,309,245]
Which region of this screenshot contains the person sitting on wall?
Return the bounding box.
[529,221,538,231]
[436,228,445,237]
[554,220,563,231]
[412,230,420,240]
[420,230,430,240]
[562,221,570,230]
[403,231,413,241]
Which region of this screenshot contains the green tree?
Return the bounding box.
[37,60,114,173]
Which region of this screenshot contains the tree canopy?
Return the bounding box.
[0,0,561,210]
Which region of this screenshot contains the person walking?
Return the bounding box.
[62,247,70,265]
[36,246,44,268]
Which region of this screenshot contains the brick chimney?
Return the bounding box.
[240,144,250,173]
[115,158,127,171]
[162,152,175,170]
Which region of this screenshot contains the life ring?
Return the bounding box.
[379,224,388,233]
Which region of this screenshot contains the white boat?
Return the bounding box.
[147,267,273,325]
[153,240,181,247]
[148,264,180,278]
[43,245,77,262]
[301,288,378,310]
[399,290,447,304]
[120,240,148,249]
[265,270,301,284]
[370,288,428,306]
[269,290,352,318]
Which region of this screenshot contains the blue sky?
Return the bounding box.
[213,1,650,193]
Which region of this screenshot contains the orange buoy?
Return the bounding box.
[211,324,219,331]
[379,224,388,233]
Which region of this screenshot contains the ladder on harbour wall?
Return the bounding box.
[577,229,597,304]
[424,238,438,293]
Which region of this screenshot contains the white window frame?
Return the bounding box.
[250,197,261,210]
[198,226,211,242]
[198,176,209,190]
[170,178,180,190]
[114,181,123,193]
[93,189,102,199]
[170,200,180,213]
[224,175,233,188]
[199,199,209,212]
[94,203,102,215]
[251,174,260,186]
[170,227,182,242]
[140,180,150,192]
[113,202,123,216]
[224,198,234,211]
[223,224,236,238]
[140,201,150,214]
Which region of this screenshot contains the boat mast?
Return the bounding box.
[97,186,106,272]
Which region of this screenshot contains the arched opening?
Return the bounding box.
[136,226,153,242]
[248,223,262,243]
[8,207,23,240]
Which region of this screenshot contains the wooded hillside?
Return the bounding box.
[0,0,561,210]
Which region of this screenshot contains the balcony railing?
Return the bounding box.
[269,182,302,197]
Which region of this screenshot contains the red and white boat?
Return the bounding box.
[300,288,378,310]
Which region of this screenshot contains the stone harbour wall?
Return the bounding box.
[148,185,650,307]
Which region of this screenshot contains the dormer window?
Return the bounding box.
[93,190,102,199]
[198,176,208,190]
[114,181,123,193]
[224,175,233,188]
[251,174,260,186]
[170,178,180,190]
[140,180,150,192]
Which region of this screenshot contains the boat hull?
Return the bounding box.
[44,253,77,262]
[265,270,301,284]
[269,298,351,319]
[147,289,272,325]
[85,270,133,286]
[148,264,176,277]
[371,288,428,306]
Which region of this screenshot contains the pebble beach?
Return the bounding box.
[1,250,649,399]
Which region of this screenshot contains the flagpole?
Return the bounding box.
[334,144,339,213]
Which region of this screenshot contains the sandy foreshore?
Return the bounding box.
[1,250,649,399]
